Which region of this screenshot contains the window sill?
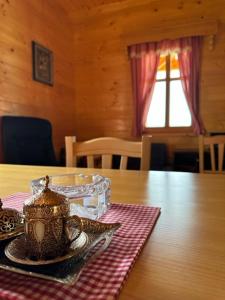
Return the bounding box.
[143,127,195,137]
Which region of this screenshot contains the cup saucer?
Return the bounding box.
[0,224,24,241]
[5,232,89,266]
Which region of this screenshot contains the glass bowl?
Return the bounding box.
[31,173,111,220]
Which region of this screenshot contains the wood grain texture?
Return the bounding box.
[71,0,225,161]
[199,134,225,173]
[65,135,151,170]
[1,164,225,299]
[1,0,225,164]
[0,0,75,158]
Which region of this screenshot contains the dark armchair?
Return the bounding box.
[0,116,57,166]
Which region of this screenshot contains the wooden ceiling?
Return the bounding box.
[55,0,154,25]
[58,0,128,11]
[56,0,149,11]
[55,0,225,26]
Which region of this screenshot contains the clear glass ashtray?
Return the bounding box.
[31,173,111,220]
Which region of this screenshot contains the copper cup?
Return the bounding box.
[24,203,82,260]
[23,176,83,260]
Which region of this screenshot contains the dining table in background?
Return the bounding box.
[0,164,225,300]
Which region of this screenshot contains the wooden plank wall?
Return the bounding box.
[73,0,225,162]
[1,0,225,165]
[0,0,75,158]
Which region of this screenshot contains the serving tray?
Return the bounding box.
[0,223,120,285]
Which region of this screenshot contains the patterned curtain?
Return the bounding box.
[178,36,205,134]
[129,36,204,136]
[129,43,160,136]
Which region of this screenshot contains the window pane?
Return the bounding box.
[146,81,166,128]
[170,53,180,78]
[169,80,191,127]
[156,55,166,80]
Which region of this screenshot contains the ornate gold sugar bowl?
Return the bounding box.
[0,199,23,238]
[23,176,83,260]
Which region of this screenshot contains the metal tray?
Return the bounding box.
[0,224,119,285]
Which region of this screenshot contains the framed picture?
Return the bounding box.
[32,41,53,86]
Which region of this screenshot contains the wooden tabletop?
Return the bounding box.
[0,164,225,300]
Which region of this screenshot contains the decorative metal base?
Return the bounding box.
[0,222,120,285]
[5,232,88,265]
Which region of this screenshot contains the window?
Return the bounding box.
[145,53,192,129]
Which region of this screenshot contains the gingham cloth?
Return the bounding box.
[0,193,160,300]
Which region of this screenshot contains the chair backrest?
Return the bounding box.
[1,116,57,166]
[65,136,151,170]
[199,134,225,173]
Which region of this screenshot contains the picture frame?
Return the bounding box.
[32,41,53,86]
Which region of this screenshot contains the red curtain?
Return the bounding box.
[178,37,205,134]
[129,43,160,136]
[129,36,204,136]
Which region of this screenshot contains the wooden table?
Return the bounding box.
[0,164,225,300]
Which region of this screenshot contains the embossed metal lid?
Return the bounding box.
[0,199,22,233]
[26,176,67,207]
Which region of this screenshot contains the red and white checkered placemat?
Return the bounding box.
[0,193,160,300]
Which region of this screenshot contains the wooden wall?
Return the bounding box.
[0,0,75,158]
[72,0,225,162]
[1,0,225,165]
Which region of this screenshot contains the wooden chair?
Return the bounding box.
[65,136,151,170]
[199,135,225,173]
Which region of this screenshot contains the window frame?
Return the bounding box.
[144,54,193,134]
